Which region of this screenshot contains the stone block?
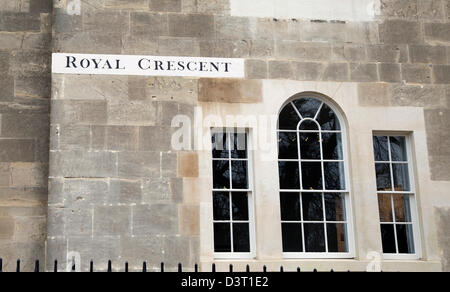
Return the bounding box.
[117,151,160,178]
[109,179,142,204]
[390,84,446,108]
[418,0,446,20]
[366,45,408,63]
[57,75,128,101]
[14,75,51,98]
[300,21,346,43]
[157,38,201,57]
[9,50,50,76]
[50,151,117,178]
[179,205,199,236]
[83,11,130,34]
[322,63,349,82]
[46,237,67,271]
[139,126,175,151]
[433,65,450,84]
[197,0,230,13]
[10,162,47,187]
[54,12,82,33]
[150,0,181,12]
[120,236,163,270]
[170,177,183,203]
[0,12,41,32]
[245,59,267,79]
[92,126,139,151]
[0,242,45,272]
[275,41,332,61]
[215,16,254,39]
[436,207,450,271]
[380,0,418,18]
[358,83,390,106]
[379,20,422,44]
[429,156,450,181]
[161,152,177,178]
[268,61,293,80]
[142,177,172,203]
[132,204,178,235]
[249,39,275,58]
[198,78,263,103]
[0,113,49,138]
[131,12,169,37]
[64,207,93,236]
[30,0,52,14]
[379,63,401,83]
[0,216,14,239]
[177,152,198,178]
[93,205,131,236]
[424,109,450,156]
[0,163,10,186]
[48,177,64,205]
[0,139,35,162]
[163,235,191,268]
[155,101,181,126]
[350,63,378,82]
[22,33,52,50]
[409,45,447,64]
[63,178,109,207]
[57,125,90,151]
[13,216,46,242]
[0,32,23,50]
[107,101,157,126]
[401,64,432,83]
[104,0,149,9]
[168,14,214,38]
[424,23,450,44]
[332,45,366,62]
[51,100,107,125]
[0,75,14,101]
[54,32,123,54]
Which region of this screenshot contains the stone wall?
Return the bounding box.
[0,0,51,271]
[45,0,450,271]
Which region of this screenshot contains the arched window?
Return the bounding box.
[277,95,353,257]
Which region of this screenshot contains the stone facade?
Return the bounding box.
[0,0,449,271]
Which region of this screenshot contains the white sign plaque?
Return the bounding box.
[52,53,245,78]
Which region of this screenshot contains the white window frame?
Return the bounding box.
[373,133,422,260]
[211,127,256,259]
[277,96,355,259]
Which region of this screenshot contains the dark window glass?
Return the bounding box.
[233,223,250,252]
[378,194,393,222]
[302,193,324,221]
[278,132,298,159]
[278,103,300,130]
[325,193,345,221]
[213,160,230,189]
[324,162,345,190]
[375,163,392,191]
[231,160,248,189]
[316,103,340,130]
[279,162,300,189]
[293,98,322,119]
[396,224,415,254]
[301,162,323,190]
[299,132,321,159]
[299,120,319,130]
[212,133,229,158]
[280,193,301,221]
[390,136,407,162]
[373,136,389,161]
[304,223,326,252]
[214,223,231,252]
[394,195,412,223]
[230,132,247,159]
[282,223,303,252]
[381,224,396,253]
[213,192,230,220]
[232,192,249,221]
[322,133,343,160]
[392,163,410,192]
[327,223,348,252]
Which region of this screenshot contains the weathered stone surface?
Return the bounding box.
[292,62,325,81]
[150,0,182,12]
[64,207,93,236]
[161,152,177,178]
[142,177,171,203]
[1,113,49,138]
[216,16,254,39]
[401,64,432,83]
[276,41,332,61]
[63,178,109,206]
[418,0,446,20]
[94,205,131,236]
[245,59,268,79]
[358,83,390,106]
[433,65,450,83]
[0,216,14,239]
[168,14,214,38]
[57,125,90,151]
[54,12,82,33]
[179,205,200,236]
[322,63,349,81]
[429,155,450,181]
[300,21,346,43]
[268,61,293,79]
[30,0,52,14]
[0,163,10,186]
[0,139,35,162]
[0,242,45,272]
[13,216,46,242]
[54,32,123,54]
[198,78,262,103]
[83,11,129,34]
[157,38,201,56]
[436,207,450,270]
[390,84,446,108]
[10,163,47,187]
[380,0,418,18]
[109,179,142,204]
[177,151,198,177]
[379,63,401,82]
[332,45,366,62]
[118,151,160,178]
[197,0,230,13]
[14,75,51,98]
[0,12,41,32]
[46,237,67,271]
[409,45,447,64]
[350,63,378,82]
[104,0,149,9]
[366,45,408,63]
[92,126,139,151]
[131,12,168,37]
[163,235,191,267]
[108,101,157,126]
[379,20,422,44]
[425,109,450,157]
[139,126,174,151]
[424,23,450,44]
[132,204,178,235]
[0,75,14,101]
[51,100,107,125]
[120,236,163,270]
[51,151,117,178]
[9,50,50,76]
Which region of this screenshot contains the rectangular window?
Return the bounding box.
[373,135,420,259]
[211,129,254,258]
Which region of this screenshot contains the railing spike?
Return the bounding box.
[143,261,147,272]
[0,258,3,272]
[297,267,301,272]
[313,268,318,272]
[161,262,165,273]
[178,263,182,273]
[71,257,76,272]
[54,260,58,273]
[107,260,112,272]
[16,259,21,272]
[330,269,334,272]
[195,263,198,272]
[246,265,250,272]
[34,260,39,272]
[212,263,216,272]
[125,262,129,273]
[90,260,94,272]
[263,265,267,272]
[229,264,233,273]
[280,266,284,272]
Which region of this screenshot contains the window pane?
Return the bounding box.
[322,133,343,160]
[381,224,396,254]
[299,120,319,130]
[396,224,415,254]
[324,162,346,190]
[280,193,301,221]
[213,192,230,221]
[390,136,407,162]
[293,98,322,119]
[394,194,412,223]
[231,161,248,189]
[214,223,231,252]
[230,132,247,159]
[375,163,392,191]
[279,162,300,189]
[302,193,324,221]
[233,223,250,252]
[281,223,303,252]
[378,194,393,222]
[212,133,229,158]
[327,223,348,253]
[278,103,300,130]
[304,223,326,252]
[232,192,249,221]
[301,162,323,190]
[373,136,389,162]
[299,132,321,160]
[392,163,410,192]
[325,193,346,221]
[278,132,298,159]
[213,160,230,189]
[316,103,340,131]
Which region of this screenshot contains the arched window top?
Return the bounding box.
[278,97,341,131]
